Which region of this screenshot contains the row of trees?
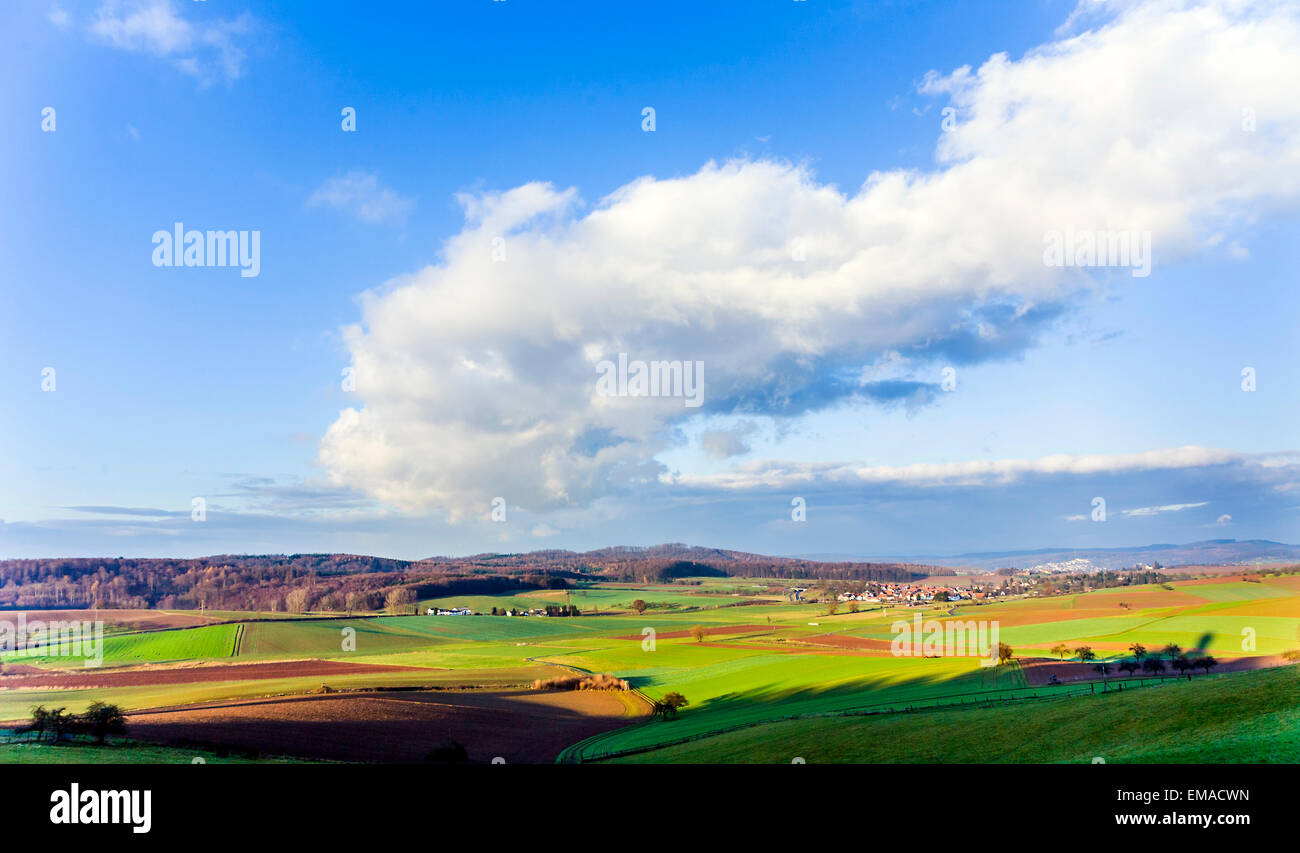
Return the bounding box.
[1031,570,1176,597]
[20,703,126,744]
[0,546,939,612]
[1050,642,1219,677]
[488,604,582,616]
[0,554,580,614]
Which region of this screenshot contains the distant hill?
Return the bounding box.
[799,539,1300,572]
[0,544,940,612]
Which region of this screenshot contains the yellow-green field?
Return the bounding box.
[2,573,1297,764]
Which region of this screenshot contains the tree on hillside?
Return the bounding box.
[1198,655,1219,675]
[998,643,1014,665]
[80,702,127,744]
[285,587,312,614]
[826,600,839,616]
[1128,643,1146,661]
[631,599,647,615]
[385,587,417,615]
[1074,646,1096,664]
[1141,657,1165,675]
[1161,643,1182,661]
[25,706,49,741]
[1170,655,1192,679]
[1051,643,1070,661]
[1118,660,1138,676]
[654,692,690,720]
[689,625,706,643]
[848,601,860,613]
[47,707,71,742]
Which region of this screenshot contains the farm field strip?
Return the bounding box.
[0,665,553,722]
[602,665,1300,764]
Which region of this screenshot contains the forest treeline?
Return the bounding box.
[0,544,940,612]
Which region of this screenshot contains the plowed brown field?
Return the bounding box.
[127,688,647,763]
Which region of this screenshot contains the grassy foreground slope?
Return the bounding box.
[607,665,1300,764]
[0,741,302,764]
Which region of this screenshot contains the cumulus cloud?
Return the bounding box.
[320,0,1300,520]
[88,0,253,84]
[308,172,415,226]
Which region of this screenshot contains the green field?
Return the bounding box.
[0,740,308,764]
[605,665,1300,764]
[10,623,240,667]
[2,574,1297,764]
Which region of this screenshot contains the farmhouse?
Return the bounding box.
[427,607,472,616]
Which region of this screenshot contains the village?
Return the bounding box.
[785,577,1032,606]
[426,604,583,617]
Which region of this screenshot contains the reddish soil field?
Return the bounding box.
[0,609,219,631]
[802,633,894,651]
[127,688,646,763]
[612,624,772,641]
[1019,655,1291,686]
[1171,575,1269,586]
[1080,589,1207,609]
[0,659,428,691]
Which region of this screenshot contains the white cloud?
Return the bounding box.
[308,172,415,226]
[320,0,1300,519]
[700,421,759,460]
[87,0,253,83]
[1216,513,1233,524]
[673,449,1243,491]
[1121,501,1209,517]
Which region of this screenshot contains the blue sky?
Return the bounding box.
[2,0,1298,559]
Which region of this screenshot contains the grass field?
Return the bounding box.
[1,572,1296,763]
[605,665,1300,764]
[10,623,240,667]
[0,739,307,764]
